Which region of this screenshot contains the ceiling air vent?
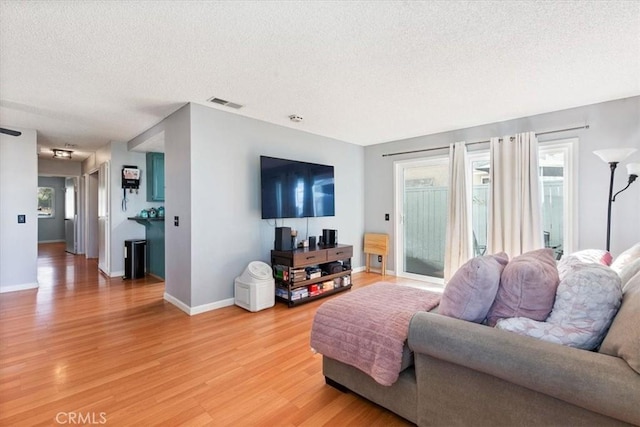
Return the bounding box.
[207,97,243,109]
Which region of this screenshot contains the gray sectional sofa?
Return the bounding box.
[323,270,640,426]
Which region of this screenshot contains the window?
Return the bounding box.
[38,187,55,218]
[538,139,576,258]
[394,138,576,283]
[469,155,490,257]
[469,138,576,258]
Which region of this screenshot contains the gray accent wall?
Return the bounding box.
[128,103,365,309]
[37,176,66,242]
[128,104,193,306]
[189,104,365,308]
[364,96,640,270]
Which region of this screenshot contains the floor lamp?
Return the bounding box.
[593,148,639,252]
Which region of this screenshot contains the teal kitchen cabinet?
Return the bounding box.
[146,153,165,202]
[145,219,165,279]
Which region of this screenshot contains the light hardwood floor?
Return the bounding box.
[0,243,434,426]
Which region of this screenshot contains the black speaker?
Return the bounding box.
[309,236,316,247]
[322,229,338,246]
[275,227,292,251]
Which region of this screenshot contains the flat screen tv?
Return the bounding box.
[260,156,335,219]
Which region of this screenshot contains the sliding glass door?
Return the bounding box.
[395,157,449,282]
[393,139,574,283]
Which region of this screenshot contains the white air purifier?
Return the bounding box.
[234,261,275,312]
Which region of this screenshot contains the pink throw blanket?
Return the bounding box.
[310,282,441,386]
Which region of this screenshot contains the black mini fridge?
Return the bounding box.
[124,239,146,279]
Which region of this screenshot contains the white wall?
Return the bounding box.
[0,129,38,292]
[79,141,154,275]
[364,96,640,269]
[38,158,81,177]
[82,145,111,175]
[108,141,149,276]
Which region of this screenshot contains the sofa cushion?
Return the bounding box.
[599,271,640,374]
[496,263,622,350]
[611,242,640,274]
[619,258,640,291]
[439,252,509,323]
[486,249,559,326]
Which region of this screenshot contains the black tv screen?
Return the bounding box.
[260,156,335,219]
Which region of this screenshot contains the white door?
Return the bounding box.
[85,172,99,259]
[64,177,78,254]
[394,156,449,283]
[98,162,110,274]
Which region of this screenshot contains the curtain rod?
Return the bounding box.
[381,125,590,157]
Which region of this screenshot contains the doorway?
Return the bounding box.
[394,156,449,283]
[85,171,99,259]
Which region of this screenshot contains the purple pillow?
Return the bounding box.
[486,248,559,326]
[439,252,509,323]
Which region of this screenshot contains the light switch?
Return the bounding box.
[17,214,26,223]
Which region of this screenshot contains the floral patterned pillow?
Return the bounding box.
[496,263,622,350]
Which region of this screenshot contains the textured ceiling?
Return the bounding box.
[1,1,639,161]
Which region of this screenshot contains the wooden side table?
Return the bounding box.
[364,233,389,276]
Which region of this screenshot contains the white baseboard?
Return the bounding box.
[164,292,191,314]
[163,292,235,316]
[0,282,39,293]
[190,298,235,315]
[38,239,65,244]
[352,266,396,276]
[110,270,124,278]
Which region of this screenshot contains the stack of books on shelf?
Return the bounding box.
[291,268,307,283]
[323,280,335,291]
[291,287,309,300]
[273,265,289,282]
[305,266,322,280]
[275,287,289,299]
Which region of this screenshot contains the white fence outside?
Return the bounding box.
[404,182,563,278]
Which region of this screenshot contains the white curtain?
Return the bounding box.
[444,142,473,282]
[487,131,544,257]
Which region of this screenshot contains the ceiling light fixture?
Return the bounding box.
[53,149,73,159]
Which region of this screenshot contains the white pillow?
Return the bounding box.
[611,243,640,274]
[496,263,622,350]
[619,258,640,291]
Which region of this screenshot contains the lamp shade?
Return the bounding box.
[627,162,640,176]
[593,148,637,163]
